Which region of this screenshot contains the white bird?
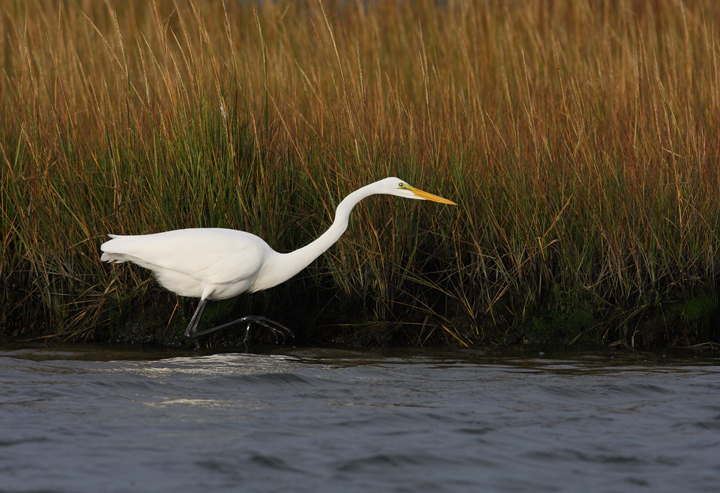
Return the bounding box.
[100,177,456,346]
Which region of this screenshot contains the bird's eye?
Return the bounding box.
[398,183,406,188]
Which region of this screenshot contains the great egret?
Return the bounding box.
[100,177,456,346]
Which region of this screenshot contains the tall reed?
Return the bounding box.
[2,0,720,347]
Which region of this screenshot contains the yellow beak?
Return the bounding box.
[407,185,457,205]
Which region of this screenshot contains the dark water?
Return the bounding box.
[0,344,719,493]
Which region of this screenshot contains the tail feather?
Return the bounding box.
[100,252,126,263]
[100,234,128,263]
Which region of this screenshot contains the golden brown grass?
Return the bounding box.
[2,0,720,347]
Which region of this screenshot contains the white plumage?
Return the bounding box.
[102,229,272,299]
[100,177,456,345]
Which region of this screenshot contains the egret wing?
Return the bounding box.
[101,228,269,285]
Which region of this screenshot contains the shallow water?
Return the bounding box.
[0,344,719,493]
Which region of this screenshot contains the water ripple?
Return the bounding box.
[0,345,719,492]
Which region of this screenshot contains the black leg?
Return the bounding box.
[187,315,294,344]
[184,298,209,342]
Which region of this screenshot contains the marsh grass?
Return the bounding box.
[2,0,720,347]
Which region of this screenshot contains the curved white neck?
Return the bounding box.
[254,185,378,291]
[283,185,375,273]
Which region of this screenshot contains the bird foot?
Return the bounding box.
[188,315,294,345]
[240,316,294,345]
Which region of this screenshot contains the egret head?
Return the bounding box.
[382,177,457,205]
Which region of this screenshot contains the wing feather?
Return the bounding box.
[100,228,268,285]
